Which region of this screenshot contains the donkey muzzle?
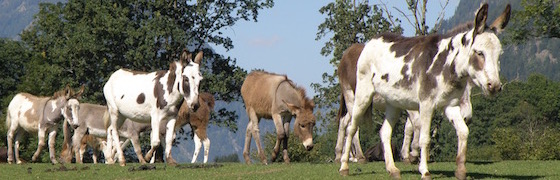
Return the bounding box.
[487,82,502,95]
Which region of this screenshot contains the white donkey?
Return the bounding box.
[339,4,511,180]
[103,49,203,166]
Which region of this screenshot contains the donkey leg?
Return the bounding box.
[92,147,99,164]
[242,120,253,164]
[110,125,126,166]
[130,135,146,164]
[401,117,414,164]
[380,107,401,179]
[340,79,375,175]
[335,113,350,163]
[47,129,58,164]
[351,128,367,163]
[73,131,85,164]
[445,106,469,180]
[13,130,24,164]
[32,128,47,162]
[252,124,267,165]
[202,136,210,163]
[270,114,284,163]
[6,127,15,164]
[79,142,87,163]
[191,133,202,163]
[243,108,258,164]
[418,104,436,180]
[164,118,178,165]
[281,114,291,163]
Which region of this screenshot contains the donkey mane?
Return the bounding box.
[52,89,67,99]
[443,22,474,37]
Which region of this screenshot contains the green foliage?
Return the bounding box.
[507,0,560,43]
[2,0,273,162]
[261,132,328,163]
[214,153,240,163]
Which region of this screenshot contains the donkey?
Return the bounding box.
[145,92,215,163]
[103,49,203,166]
[60,103,151,164]
[240,71,316,165]
[335,44,473,165]
[339,4,511,180]
[77,134,107,164]
[6,85,83,164]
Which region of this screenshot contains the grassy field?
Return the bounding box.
[0,160,558,179]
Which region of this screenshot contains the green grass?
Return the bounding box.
[0,161,559,179]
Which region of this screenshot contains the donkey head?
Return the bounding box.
[464,3,510,95]
[62,85,84,129]
[178,49,204,110]
[285,99,316,151]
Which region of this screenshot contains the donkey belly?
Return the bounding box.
[114,100,152,122]
[374,83,420,111]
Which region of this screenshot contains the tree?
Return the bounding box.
[20,0,273,131]
[12,0,273,161]
[508,0,560,43]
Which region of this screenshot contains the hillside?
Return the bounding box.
[0,0,64,39]
[439,0,560,81]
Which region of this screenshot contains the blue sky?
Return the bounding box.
[213,0,460,96]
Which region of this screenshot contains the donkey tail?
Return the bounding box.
[103,110,111,129]
[336,94,347,127]
[5,109,11,129]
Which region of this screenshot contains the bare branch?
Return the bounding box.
[378,0,399,29]
[393,7,415,30]
[432,0,450,33]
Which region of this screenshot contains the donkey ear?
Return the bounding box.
[474,3,489,35]
[180,49,191,64]
[490,4,511,34]
[283,100,300,115]
[194,51,204,64]
[75,85,85,98]
[65,85,72,97]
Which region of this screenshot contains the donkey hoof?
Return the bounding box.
[119,161,126,167]
[455,170,467,180]
[357,158,367,164]
[339,169,349,176]
[334,158,341,164]
[421,172,432,180]
[389,171,401,180]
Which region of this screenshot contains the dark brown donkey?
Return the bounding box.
[147,92,215,163]
[241,71,316,164]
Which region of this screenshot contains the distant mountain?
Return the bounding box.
[439,0,560,81]
[0,0,64,39]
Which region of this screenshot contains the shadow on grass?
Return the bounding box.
[466,160,496,165]
[175,163,224,169]
[402,170,544,180]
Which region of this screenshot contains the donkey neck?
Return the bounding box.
[154,69,183,109]
[42,97,66,124]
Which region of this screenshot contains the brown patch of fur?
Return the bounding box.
[137,93,145,104]
[177,92,215,140]
[154,70,167,109]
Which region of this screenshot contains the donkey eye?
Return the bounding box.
[474,50,484,57]
[300,124,305,128]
